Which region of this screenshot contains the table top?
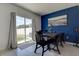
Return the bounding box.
[43,32,60,37]
[42,32,60,41]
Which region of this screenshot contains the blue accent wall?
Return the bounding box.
[41,6,79,42]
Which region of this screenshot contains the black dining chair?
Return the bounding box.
[48,34,61,54]
[34,31,50,56]
[58,33,65,47]
[49,33,65,54]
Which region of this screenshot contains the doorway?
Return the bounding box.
[16,16,33,44]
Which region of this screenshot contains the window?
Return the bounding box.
[16,16,32,44]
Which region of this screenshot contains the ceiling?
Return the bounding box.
[15,3,79,15]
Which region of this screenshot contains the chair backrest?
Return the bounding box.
[54,34,60,42]
[55,33,65,43]
[35,31,47,44]
[59,33,65,42]
[35,31,43,42]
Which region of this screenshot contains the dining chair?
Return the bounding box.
[48,34,61,54]
[34,31,50,56]
[58,33,65,47]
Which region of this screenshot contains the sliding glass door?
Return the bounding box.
[25,18,32,42]
[16,16,32,44]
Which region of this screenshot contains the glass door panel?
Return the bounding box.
[16,16,25,44]
[16,16,33,44]
[25,18,32,42]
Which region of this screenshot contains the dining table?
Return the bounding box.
[42,32,61,41]
[42,32,64,51]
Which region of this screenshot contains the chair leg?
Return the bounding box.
[56,44,60,54]
[34,44,38,53]
[42,46,44,56]
[47,44,50,51]
[60,41,64,47]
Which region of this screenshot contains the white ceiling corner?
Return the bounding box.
[15,3,79,15]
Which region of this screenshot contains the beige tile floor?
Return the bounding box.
[0,43,79,56]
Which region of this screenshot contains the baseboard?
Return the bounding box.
[65,41,75,45]
[0,48,8,53]
[66,41,79,47]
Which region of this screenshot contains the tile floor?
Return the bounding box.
[0,43,79,56]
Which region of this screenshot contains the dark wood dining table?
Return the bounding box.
[42,32,60,41]
[42,32,64,49]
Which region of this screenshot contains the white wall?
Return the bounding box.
[0,3,41,51]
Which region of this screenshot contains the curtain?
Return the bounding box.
[32,18,36,41]
[8,12,17,49]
